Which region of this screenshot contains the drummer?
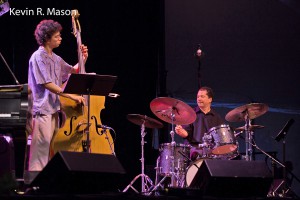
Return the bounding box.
[175,86,224,160]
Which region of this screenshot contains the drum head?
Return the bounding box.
[212,144,237,155]
[207,124,230,134]
[186,158,208,187]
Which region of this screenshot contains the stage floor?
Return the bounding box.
[0,191,298,200]
[0,179,299,200]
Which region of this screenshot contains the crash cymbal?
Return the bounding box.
[225,103,268,122]
[150,97,196,125]
[235,125,265,131]
[127,114,163,129]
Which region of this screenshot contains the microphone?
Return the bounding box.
[97,124,114,130]
[195,44,203,59]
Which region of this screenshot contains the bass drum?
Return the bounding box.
[186,153,241,187]
[185,158,209,187]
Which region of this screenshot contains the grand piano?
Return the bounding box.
[0,52,30,180]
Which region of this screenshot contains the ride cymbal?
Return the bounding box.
[150,97,196,125]
[127,114,163,128]
[225,103,268,122]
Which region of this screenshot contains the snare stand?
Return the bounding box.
[123,121,153,194]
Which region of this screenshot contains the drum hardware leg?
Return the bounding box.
[154,157,161,186]
[169,112,179,188]
[146,172,181,195]
[146,175,168,195]
[123,173,153,194]
[175,169,186,188]
[122,122,153,194]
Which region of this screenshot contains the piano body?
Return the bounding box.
[0,48,31,180]
[0,84,29,129]
[0,84,29,179]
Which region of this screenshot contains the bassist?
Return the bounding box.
[28,19,88,172]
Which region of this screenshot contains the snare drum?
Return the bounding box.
[206,124,237,155]
[157,143,191,176]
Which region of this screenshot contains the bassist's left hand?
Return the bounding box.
[80,44,88,62]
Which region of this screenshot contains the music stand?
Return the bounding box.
[63,73,117,153]
[272,119,295,197]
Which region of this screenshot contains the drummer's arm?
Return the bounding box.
[175,125,188,138]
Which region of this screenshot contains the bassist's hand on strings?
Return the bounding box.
[71,95,85,106]
[80,44,88,63]
[72,44,88,73]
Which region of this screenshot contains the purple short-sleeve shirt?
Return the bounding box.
[28,46,73,115]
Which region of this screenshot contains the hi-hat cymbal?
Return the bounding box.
[127,114,163,129]
[225,103,268,122]
[235,125,265,131]
[150,97,196,125]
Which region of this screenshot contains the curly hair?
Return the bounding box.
[34,19,62,46]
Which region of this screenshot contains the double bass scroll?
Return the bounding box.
[50,9,116,157]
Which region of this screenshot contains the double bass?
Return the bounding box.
[50,10,114,157]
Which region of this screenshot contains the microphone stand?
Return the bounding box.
[271,119,298,198]
[100,127,116,156]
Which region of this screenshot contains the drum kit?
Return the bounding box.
[123,97,269,195]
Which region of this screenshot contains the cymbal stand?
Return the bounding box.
[244,113,254,161]
[169,111,177,187]
[123,122,153,194]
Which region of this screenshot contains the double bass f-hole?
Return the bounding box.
[64,116,77,136]
[63,116,92,136]
[91,116,102,135]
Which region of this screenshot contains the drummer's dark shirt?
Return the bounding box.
[182,106,224,146]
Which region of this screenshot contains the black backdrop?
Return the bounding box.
[1,0,300,196]
[164,0,300,196]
